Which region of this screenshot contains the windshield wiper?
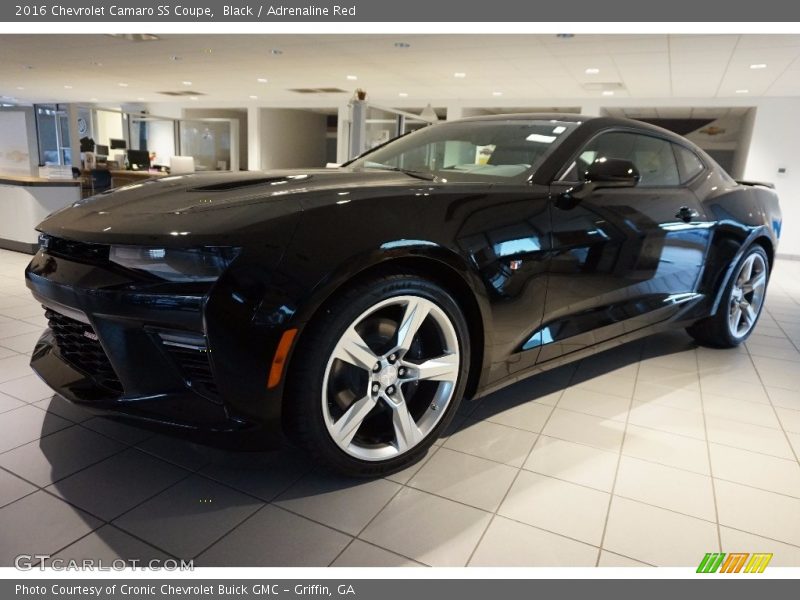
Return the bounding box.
[364,164,437,181]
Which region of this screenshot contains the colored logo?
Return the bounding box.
[696,552,773,573]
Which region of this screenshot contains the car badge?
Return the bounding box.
[83,330,99,342]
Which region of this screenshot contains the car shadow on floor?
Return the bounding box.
[31,330,702,565]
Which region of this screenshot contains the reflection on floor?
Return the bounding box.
[0,248,799,567]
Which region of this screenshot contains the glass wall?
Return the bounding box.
[129,117,176,168]
[34,104,71,166]
[179,119,233,171]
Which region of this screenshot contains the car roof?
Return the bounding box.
[456,112,589,123]
[452,112,691,145]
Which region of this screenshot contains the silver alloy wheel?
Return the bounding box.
[321,295,460,461]
[728,252,767,338]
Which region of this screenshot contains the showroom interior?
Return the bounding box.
[0,33,799,567]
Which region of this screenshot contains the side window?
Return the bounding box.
[674,144,705,183]
[562,131,680,187]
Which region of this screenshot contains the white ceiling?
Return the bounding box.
[2,34,800,107]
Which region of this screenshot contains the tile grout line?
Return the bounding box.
[594,340,645,566]
[463,364,575,567]
[326,446,445,567]
[695,340,724,553]
[743,339,800,471]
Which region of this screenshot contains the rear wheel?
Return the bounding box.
[687,244,769,348]
[284,273,470,477]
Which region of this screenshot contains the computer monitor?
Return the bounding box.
[95,144,109,157]
[110,138,127,150]
[126,149,151,170]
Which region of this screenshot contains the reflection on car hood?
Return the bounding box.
[36,169,437,245]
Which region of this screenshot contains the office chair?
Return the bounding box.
[90,169,112,194]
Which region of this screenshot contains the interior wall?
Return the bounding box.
[255,108,327,170]
[741,98,800,258]
[731,108,757,180]
[0,107,36,176]
[94,109,124,150]
[183,108,248,169]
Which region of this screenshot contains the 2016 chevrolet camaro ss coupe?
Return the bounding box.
[26,114,781,476]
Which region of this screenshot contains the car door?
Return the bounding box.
[534,130,711,363]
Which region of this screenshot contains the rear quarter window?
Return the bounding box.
[674,145,705,183]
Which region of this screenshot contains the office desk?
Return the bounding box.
[81,169,167,194]
[0,174,81,253]
[108,169,167,188]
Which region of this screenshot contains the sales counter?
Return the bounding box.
[0,174,81,254]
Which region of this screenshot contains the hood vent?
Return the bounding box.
[190,176,310,192]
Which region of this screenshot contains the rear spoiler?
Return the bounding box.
[736,179,775,189]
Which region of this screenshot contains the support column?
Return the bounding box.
[247,106,261,171]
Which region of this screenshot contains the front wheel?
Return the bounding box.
[284,274,470,477]
[687,244,770,348]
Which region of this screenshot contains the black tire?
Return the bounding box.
[687,244,770,348]
[283,272,470,477]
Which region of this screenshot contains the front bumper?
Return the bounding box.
[25,246,288,440]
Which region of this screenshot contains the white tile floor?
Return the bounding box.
[1,247,800,567]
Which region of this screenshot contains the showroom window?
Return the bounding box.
[563,131,681,187]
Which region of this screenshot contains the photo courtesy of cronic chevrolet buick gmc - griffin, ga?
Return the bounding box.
[25,114,782,476]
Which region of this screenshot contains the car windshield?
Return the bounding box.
[349,119,580,181]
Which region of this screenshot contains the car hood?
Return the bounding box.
[36,168,439,245]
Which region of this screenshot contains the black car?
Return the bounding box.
[26,114,782,476]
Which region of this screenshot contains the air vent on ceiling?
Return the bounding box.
[581,82,625,92]
[288,87,348,94]
[157,91,207,97]
[106,34,161,42]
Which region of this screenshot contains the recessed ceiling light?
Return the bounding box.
[735,89,749,94]
[602,90,615,96]
[750,63,767,70]
[90,61,103,67]
[16,86,24,90]
[585,67,600,75]
[90,97,98,102]
[398,92,409,97]
[257,77,268,83]
[137,97,145,101]
[249,95,258,99]
[118,82,129,87]
[205,48,213,54]
[270,49,283,55]
[63,85,73,89]
[346,75,358,81]
[556,33,575,39]
[182,81,192,86]
[189,96,198,101]
[454,72,467,78]
[394,42,411,48]
[170,55,181,61]
[492,91,503,96]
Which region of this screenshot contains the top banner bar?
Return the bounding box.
[3,0,800,23]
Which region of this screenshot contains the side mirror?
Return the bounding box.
[557,158,640,207]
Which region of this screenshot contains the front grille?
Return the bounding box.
[163,344,219,397]
[45,309,122,393]
[39,234,110,264]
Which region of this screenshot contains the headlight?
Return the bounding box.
[109,246,239,282]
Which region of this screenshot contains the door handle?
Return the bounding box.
[676,206,699,223]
